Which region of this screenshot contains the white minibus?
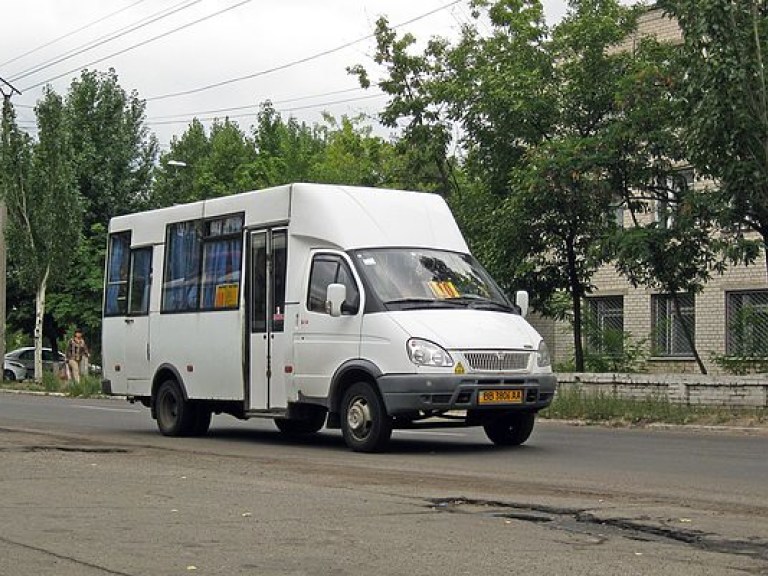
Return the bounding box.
[102,183,556,451]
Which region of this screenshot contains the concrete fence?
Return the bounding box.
[556,373,768,408]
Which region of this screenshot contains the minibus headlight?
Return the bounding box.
[406,338,454,367]
[536,340,551,368]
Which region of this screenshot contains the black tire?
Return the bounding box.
[155,380,196,437]
[190,406,212,437]
[275,409,326,436]
[483,412,536,446]
[4,369,15,381]
[341,382,392,453]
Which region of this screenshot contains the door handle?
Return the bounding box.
[124,318,134,325]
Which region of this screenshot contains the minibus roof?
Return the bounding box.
[110,183,469,253]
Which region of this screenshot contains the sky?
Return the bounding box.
[0,0,571,151]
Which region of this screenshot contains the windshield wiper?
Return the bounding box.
[446,296,517,313]
[383,298,461,309]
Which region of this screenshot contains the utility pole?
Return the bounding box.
[0,75,22,370]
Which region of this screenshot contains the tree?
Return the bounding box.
[0,92,81,381]
[310,114,399,187]
[152,119,212,207]
[659,0,768,274]
[66,69,157,226]
[348,17,457,195]
[51,69,157,345]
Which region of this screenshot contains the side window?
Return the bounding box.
[105,231,131,316]
[128,248,152,316]
[162,220,202,312]
[308,258,338,313]
[163,215,243,313]
[307,255,360,315]
[201,215,243,310]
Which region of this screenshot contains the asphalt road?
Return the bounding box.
[0,392,766,576]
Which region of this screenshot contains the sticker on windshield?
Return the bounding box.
[362,257,376,266]
[428,281,460,299]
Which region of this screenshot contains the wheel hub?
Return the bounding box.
[347,398,371,437]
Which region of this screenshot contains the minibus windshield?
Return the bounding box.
[352,248,516,312]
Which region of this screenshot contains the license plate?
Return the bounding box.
[478,389,523,405]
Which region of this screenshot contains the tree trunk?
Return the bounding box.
[566,240,585,372]
[33,266,49,383]
[671,292,707,375]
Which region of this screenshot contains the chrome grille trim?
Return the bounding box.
[462,351,531,372]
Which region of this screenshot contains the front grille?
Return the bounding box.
[463,351,530,372]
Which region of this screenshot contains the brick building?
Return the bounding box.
[528,8,768,375]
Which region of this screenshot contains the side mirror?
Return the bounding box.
[515,290,529,318]
[326,283,347,317]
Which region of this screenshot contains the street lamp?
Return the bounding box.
[167,160,188,167]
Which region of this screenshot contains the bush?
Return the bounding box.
[541,385,767,425]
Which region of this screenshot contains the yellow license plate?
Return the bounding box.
[478,389,523,405]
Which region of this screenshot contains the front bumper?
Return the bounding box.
[377,373,557,416]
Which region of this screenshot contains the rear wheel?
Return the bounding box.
[341,382,392,453]
[3,369,15,381]
[275,408,326,436]
[483,412,536,446]
[155,380,196,437]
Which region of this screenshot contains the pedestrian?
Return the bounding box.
[66,328,90,384]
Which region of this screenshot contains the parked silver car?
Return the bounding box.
[5,347,65,377]
[3,358,27,381]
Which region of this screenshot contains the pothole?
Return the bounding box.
[428,497,768,562]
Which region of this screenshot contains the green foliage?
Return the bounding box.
[659,0,768,271]
[66,69,157,225]
[710,303,768,375]
[581,314,650,373]
[1,90,82,380]
[542,385,767,425]
[348,17,457,195]
[65,374,102,397]
[711,354,768,376]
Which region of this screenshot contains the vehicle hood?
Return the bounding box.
[388,309,542,350]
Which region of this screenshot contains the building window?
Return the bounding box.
[585,296,624,356]
[651,293,695,357]
[726,290,768,357]
[655,168,694,229]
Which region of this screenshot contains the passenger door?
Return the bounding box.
[293,253,363,399]
[248,229,288,410]
[124,247,153,394]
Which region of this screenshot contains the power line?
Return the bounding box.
[146,0,463,102]
[146,93,387,126]
[11,0,203,84]
[0,0,149,70]
[21,0,251,92]
[0,76,21,97]
[147,86,368,121]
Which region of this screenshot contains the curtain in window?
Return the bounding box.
[163,222,202,311]
[201,238,242,309]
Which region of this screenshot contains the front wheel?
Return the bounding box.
[341,382,392,453]
[483,412,536,446]
[3,369,16,381]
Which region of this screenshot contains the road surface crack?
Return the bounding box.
[428,497,768,562]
